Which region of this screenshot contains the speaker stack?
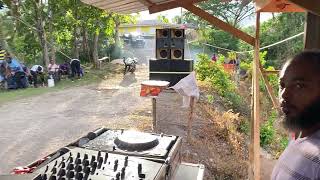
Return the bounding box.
[150,29,193,86]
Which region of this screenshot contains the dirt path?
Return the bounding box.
[0,66,150,174]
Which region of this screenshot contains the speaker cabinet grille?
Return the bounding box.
[157,29,170,38]
[157,49,170,59]
[171,29,184,38]
[171,49,184,60]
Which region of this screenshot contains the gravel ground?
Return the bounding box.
[0,66,149,174]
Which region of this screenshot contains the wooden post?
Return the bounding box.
[251,12,261,180]
[187,96,195,142]
[304,12,320,49]
[152,98,157,131]
[259,67,280,110]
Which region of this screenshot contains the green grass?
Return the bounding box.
[0,63,121,104]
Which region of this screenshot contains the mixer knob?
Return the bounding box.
[83,159,89,167]
[75,165,82,172]
[113,146,116,151]
[67,163,74,170]
[69,157,73,163]
[84,154,88,160]
[53,161,58,167]
[51,167,57,174]
[76,152,80,158]
[115,160,118,165]
[97,151,101,158]
[75,172,83,180]
[76,158,81,164]
[66,171,74,178]
[84,166,91,174]
[116,172,120,180]
[57,177,65,180]
[58,169,66,176]
[60,162,65,168]
[49,175,56,180]
[92,161,97,168]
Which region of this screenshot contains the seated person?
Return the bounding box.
[59,60,70,76]
[30,65,45,88]
[48,59,61,81]
[5,53,28,89]
[70,59,81,79]
[6,52,23,73]
[48,59,59,73]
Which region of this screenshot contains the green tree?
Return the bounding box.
[157,15,169,23]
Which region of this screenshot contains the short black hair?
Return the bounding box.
[291,50,320,68]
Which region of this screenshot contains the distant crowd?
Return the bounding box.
[0,50,84,90]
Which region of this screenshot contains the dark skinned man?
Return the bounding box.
[272,50,320,179]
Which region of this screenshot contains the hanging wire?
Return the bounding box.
[187,31,305,54]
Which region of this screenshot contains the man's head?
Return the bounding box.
[37,66,43,72]
[5,52,12,63]
[49,59,54,64]
[280,50,320,132]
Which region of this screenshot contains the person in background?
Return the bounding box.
[5,52,29,89]
[6,52,23,74]
[48,59,61,81]
[70,58,81,79]
[59,60,70,76]
[30,64,45,88]
[272,50,320,179]
[48,59,59,73]
[211,54,217,62]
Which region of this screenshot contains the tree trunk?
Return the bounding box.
[33,0,50,66]
[82,27,90,62]
[73,0,80,59]
[93,30,99,68]
[114,22,120,47]
[73,28,80,59]
[48,2,56,62]
[42,31,50,66]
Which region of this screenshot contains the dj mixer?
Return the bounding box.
[32,147,166,180]
[16,128,184,180]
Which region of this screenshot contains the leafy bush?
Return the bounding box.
[260,110,277,147]
[196,53,235,96]
[196,53,247,112]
